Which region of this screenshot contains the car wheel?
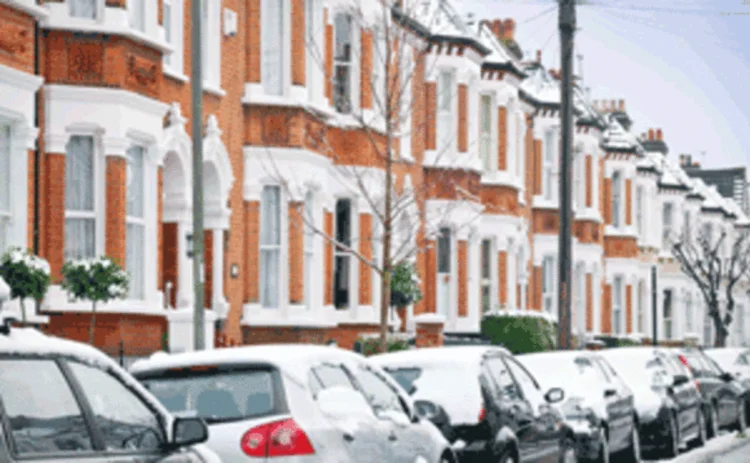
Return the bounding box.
[708,404,720,439]
[595,429,609,463]
[661,414,679,459]
[689,408,707,449]
[499,450,516,463]
[736,400,747,432]
[559,437,578,463]
[619,423,642,463]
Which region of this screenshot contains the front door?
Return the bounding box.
[436,227,452,317]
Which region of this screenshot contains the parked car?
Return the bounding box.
[705,347,750,388]
[130,344,456,463]
[518,351,640,462]
[599,347,705,459]
[371,346,578,463]
[676,347,749,436]
[0,325,217,463]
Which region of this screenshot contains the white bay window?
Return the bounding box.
[65,136,97,260]
[611,170,623,228]
[305,0,323,103]
[542,128,556,201]
[262,0,285,96]
[0,124,9,253]
[260,186,282,308]
[202,0,222,92]
[126,145,146,300]
[163,0,185,75]
[480,239,492,313]
[479,94,492,172]
[663,289,673,340]
[506,100,516,175]
[612,276,623,335]
[399,49,413,161]
[129,0,146,32]
[662,202,674,250]
[437,70,454,156]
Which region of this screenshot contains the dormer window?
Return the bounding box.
[70,0,97,19]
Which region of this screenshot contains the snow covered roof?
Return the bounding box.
[601,115,642,153]
[475,22,526,78]
[636,151,663,174]
[519,62,560,107]
[574,86,607,130]
[399,0,490,55]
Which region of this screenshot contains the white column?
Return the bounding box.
[212,229,229,319]
[176,221,195,309]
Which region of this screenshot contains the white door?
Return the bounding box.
[437,227,451,316]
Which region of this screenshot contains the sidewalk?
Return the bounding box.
[670,432,750,463]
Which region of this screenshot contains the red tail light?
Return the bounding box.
[679,355,690,367]
[695,380,701,392]
[241,418,315,457]
[478,407,486,422]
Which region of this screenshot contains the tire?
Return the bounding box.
[559,437,578,463]
[689,408,707,449]
[582,429,608,463]
[499,450,517,463]
[660,414,679,459]
[619,422,642,463]
[708,404,720,439]
[736,400,747,432]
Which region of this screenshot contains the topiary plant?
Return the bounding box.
[61,256,129,345]
[0,247,51,323]
[390,261,423,307]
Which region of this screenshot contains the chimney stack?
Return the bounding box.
[491,19,503,41]
[536,49,542,63]
[610,99,617,112]
[618,99,625,111]
[656,129,663,141]
[502,19,515,41]
[679,154,693,167]
[648,129,654,140]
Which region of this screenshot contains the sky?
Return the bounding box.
[455,0,750,170]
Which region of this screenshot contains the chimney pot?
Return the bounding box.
[656,129,663,141]
[618,99,625,111]
[610,99,617,111]
[492,19,504,40]
[648,129,654,140]
[536,49,542,63]
[502,19,515,41]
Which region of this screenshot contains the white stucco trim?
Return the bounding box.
[424,199,483,240]
[203,115,234,230]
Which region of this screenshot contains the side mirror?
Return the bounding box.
[604,388,617,398]
[171,417,209,447]
[408,384,418,395]
[721,372,735,382]
[545,387,565,404]
[414,399,441,421]
[318,386,374,420]
[673,374,690,386]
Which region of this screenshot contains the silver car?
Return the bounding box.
[130,344,456,463]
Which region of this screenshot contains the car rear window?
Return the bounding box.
[139,367,279,424]
[383,367,422,393]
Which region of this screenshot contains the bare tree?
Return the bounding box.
[672,227,750,347]
[257,0,484,352]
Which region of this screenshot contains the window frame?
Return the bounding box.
[201,0,222,92]
[64,134,100,261]
[333,11,357,114]
[162,0,185,76]
[480,238,494,313]
[479,93,493,172]
[128,0,146,32]
[542,255,555,314]
[612,276,624,335]
[333,198,353,310]
[126,144,147,301]
[542,128,557,201]
[437,69,455,156]
[261,0,285,96]
[305,0,323,104]
[611,170,623,228]
[635,185,644,238]
[69,0,100,20]
[662,202,674,250]
[399,46,414,161]
[663,288,673,340]
[303,190,316,309]
[260,185,283,309]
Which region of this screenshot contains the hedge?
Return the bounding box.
[481,314,557,354]
[355,336,411,357]
[593,335,643,348]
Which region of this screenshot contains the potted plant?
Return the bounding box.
[0,247,51,323]
[390,261,423,329]
[61,256,129,345]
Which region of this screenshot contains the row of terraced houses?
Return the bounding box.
[0,0,748,358]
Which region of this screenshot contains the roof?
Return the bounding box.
[409,0,490,55]
[370,345,509,367]
[519,63,560,108]
[475,22,526,79]
[574,86,607,130]
[601,114,642,153]
[130,344,366,377]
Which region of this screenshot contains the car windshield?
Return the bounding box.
[518,354,606,394]
[139,368,277,424]
[385,367,422,393]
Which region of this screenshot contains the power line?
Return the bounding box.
[583,1,730,16]
[521,5,557,24]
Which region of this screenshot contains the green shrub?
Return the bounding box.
[356,336,411,357]
[481,313,557,354]
[594,335,642,348]
[0,247,51,323]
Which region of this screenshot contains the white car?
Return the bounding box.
[704,348,750,387]
[129,344,456,463]
[0,325,219,463]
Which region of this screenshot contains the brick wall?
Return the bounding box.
[498,251,507,305]
[626,284,633,333]
[602,284,612,334]
[585,155,593,207]
[244,202,260,303]
[359,214,372,306]
[289,203,304,304]
[458,84,468,152]
[498,106,507,170]
[458,241,468,317]
[585,273,593,331]
[105,157,127,266]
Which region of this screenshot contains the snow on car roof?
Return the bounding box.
[129,343,366,381]
[0,327,116,369]
[370,345,509,368]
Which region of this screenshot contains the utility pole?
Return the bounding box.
[191,0,205,351]
[557,0,576,350]
[651,265,658,346]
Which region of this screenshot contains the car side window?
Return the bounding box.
[0,359,94,456]
[485,357,521,400]
[311,364,355,391]
[354,365,408,418]
[503,356,546,408]
[66,361,165,452]
[737,354,750,366]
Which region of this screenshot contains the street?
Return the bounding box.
[645,431,750,463]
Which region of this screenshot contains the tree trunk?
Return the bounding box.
[710,302,728,347]
[19,298,26,324]
[379,23,394,355]
[89,301,97,345]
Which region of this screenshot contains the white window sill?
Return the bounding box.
[574,208,602,223]
[532,196,558,210]
[604,225,638,239]
[481,171,522,189]
[164,67,189,83]
[203,83,226,98]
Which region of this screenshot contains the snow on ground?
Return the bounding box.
[645,431,750,463]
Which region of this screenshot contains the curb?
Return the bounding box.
[693,434,750,463]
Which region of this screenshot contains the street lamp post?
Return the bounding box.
[191,0,205,351]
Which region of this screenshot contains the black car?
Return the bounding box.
[599,347,706,459]
[518,351,640,462]
[0,326,214,463]
[371,346,578,463]
[677,347,749,437]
